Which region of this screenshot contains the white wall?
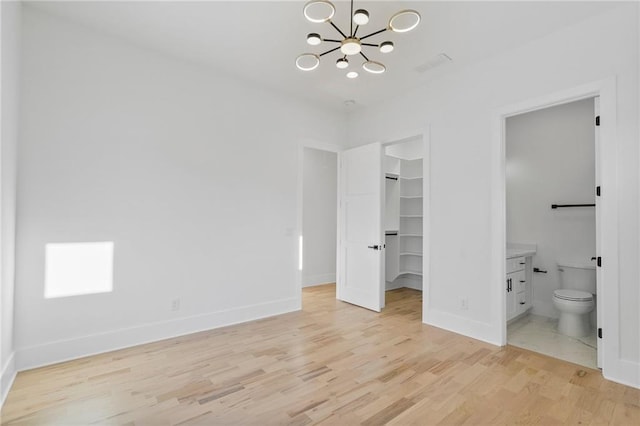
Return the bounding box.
[347,4,639,387]
[506,98,596,319]
[0,0,20,404]
[14,6,346,370]
[302,148,337,287]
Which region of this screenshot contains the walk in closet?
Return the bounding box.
[384,140,423,291]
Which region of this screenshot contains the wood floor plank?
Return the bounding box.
[2,285,638,425]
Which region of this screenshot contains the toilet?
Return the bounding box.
[552,261,596,337]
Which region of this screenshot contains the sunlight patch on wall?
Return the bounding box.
[45,242,114,298]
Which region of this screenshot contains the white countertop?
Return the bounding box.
[506,244,537,259]
[507,248,536,259]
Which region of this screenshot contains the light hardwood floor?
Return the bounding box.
[2,284,639,425]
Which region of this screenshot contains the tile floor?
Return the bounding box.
[507,314,598,369]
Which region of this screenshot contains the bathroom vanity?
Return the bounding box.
[506,245,536,322]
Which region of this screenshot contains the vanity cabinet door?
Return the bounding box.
[506,274,517,320]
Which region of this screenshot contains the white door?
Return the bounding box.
[337,143,384,312]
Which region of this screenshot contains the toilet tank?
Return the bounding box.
[557,261,597,294]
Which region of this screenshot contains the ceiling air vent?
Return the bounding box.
[415,53,452,73]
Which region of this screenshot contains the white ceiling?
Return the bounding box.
[27,1,621,110]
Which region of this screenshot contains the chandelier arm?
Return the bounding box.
[359,51,370,62]
[360,28,388,41]
[353,25,359,37]
[329,21,348,39]
[320,46,342,57]
[323,39,342,43]
[361,43,379,47]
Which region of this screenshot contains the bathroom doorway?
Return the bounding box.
[504,97,600,369]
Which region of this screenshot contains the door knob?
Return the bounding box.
[368,245,380,250]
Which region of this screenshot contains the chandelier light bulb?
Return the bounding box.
[303,0,336,23]
[380,41,394,53]
[307,33,322,46]
[336,58,349,69]
[295,53,320,71]
[388,10,421,33]
[346,71,359,79]
[341,38,362,56]
[353,9,369,26]
[362,61,386,74]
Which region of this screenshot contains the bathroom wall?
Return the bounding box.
[506,98,596,318]
[302,147,337,287]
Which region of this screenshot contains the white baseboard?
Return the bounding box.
[385,280,404,291]
[16,297,299,372]
[302,273,336,287]
[604,358,640,389]
[1,351,17,408]
[424,308,500,346]
[400,276,422,291]
[386,276,423,291]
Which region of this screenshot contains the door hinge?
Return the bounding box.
[595,116,600,126]
[597,257,602,267]
[596,186,601,197]
[598,328,603,338]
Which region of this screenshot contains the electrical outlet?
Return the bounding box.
[460,298,469,311]
[171,298,181,311]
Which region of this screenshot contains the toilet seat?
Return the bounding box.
[553,289,593,302]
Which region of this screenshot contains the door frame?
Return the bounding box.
[295,139,342,308]
[377,128,431,317]
[490,78,618,376]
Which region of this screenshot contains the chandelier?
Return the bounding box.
[296,0,421,78]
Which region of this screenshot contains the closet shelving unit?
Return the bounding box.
[385,157,423,283]
[399,159,423,277]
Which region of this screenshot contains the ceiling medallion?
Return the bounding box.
[296,0,420,78]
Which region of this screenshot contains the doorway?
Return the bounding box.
[336,132,429,318]
[383,138,425,294]
[300,133,430,320]
[504,97,599,369]
[492,79,619,378]
[299,146,338,304]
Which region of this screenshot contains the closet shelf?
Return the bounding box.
[400,215,423,218]
[400,176,423,180]
[400,195,423,199]
[399,270,423,276]
[399,234,423,238]
[400,252,422,257]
